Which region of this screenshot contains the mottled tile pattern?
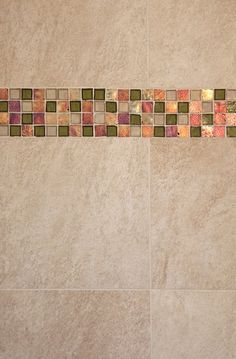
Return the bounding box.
[1,88,236,137]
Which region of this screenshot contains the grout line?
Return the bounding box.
[0,288,235,292]
[148,138,153,359]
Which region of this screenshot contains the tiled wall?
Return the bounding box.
[0,0,236,358]
[1,88,236,137]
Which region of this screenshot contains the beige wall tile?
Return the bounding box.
[0,0,147,87]
[0,139,149,289]
[149,0,236,87]
[151,139,236,289]
[0,290,150,358]
[152,290,236,359]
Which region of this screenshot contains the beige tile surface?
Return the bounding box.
[0,290,150,359]
[151,139,236,289]
[149,0,236,88]
[152,290,236,359]
[0,139,149,289]
[0,0,147,87]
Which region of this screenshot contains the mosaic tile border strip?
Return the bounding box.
[0,88,236,137]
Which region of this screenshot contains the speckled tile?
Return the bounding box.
[0,290,150,359]
[152,290,236,359]
[151,139,236,289]
[0,139,149,289]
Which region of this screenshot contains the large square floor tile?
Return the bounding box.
[151,139,236,289]
[0,0,147,87]
[149,0,236,87]
[0,139,149,289]
[0,290,150,359]
[152,290,236,359]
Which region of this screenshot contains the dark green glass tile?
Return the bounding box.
[70,101,81,112]
[214,89,225,100]
[0,101,8,112]
[106,101,117,113]
[190,126,201,137]
[46,101,56,112]
[166,114,177,125]
[34,126,45,137]
[227,126,236,137]
[94,89,105,100]
[202,114,213,125]
[130,89,141,101]
[154,126,165,137]
[178,102,189,113]
[10,125,21,136]
[58,126,69,137]
[227,101,236,113]
[154,102,165,113]
[22,113,33,124]
[82,88,93,100]
[22,89,32,100]
[130,114,141,125]
[83,125,93,137]
[107,125,117,137]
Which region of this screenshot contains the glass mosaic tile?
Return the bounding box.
[0,88,235,137]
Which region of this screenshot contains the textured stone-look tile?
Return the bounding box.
[0,0,147,87]
[149,0,236,87]
[0,290,150,359]
[151,139,236,289]
[0,139,149,289]
[152,290,236,359]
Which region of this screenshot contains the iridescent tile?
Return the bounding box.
[202,126,214,137]
[69,88,81,100]
[202,89,214,101]
[226,113,236,125]
[82,101,93,112]
[177,125,189,137]
[190,114,201,126]
[34,89,45,100]
[154,114,165,125]
[130,101,142,113]
[22,125,33,137]
[118,113,129,124]
[189,101,202,113]
[226,90,236,100]
[106,89,117,100]
[10,113,20,124]
[166,126,178,137]
[105,113,117,125]
[33,101,45,113]
[166,101,177,113]
[9,101,20,112]
[214,101,226,113]
[154,89,165,101]
[0,88,8,100]
[46,113,57,125]
[142,114,154,125]
[227,101,236,113]
[58,101,69,113]
[142,89,154,100]
[213,126,225,137]
[178,114,189,125]
[118,89,129,101]
[142,101,153,113]
[95,125,106,137]
[33,113,45,124]
[130,126,141,137]
[119,125,130,137]
[82,113,93,124]
[58,114,69,125]
[214,113,226,125]
[177,90,189,101]
[0,113,9,124]
[69,125,81,136]
[202,101,213,113]
[142,126,154,137]
[190,90,201,101]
